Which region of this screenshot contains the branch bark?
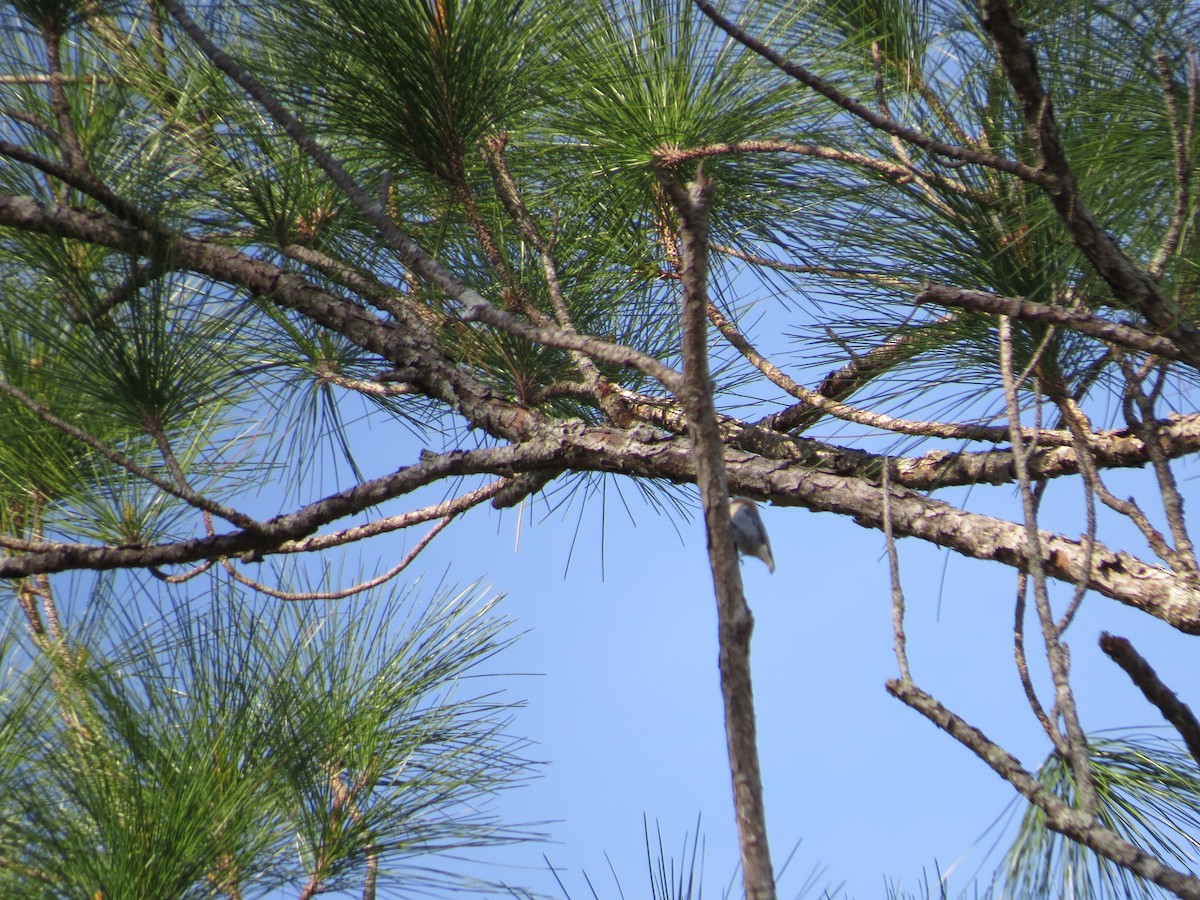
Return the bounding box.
[4,194,1200,628]
[656,161,776,900]
[1100,632,1200,769]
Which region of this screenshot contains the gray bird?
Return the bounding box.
[729,497,774,573]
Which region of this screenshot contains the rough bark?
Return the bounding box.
[662,165,776,900]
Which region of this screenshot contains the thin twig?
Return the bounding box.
[870,41,958,219]
[2,107,59,140]
[226,516,452,601]
[463,301,685,392]
[1045,390,1099,633]
[1148,53,1192,278]
[978,0,1200,367]
[691,0,1046,183]
[276,480,505,554]
[916,283,1188,363]
[0,73,108,84]
[280,243,444,332]
[1014,567,1061,748]
[316,370,415,398]
[483,136,577,329]
[483,136,637,426]
[999,315,1097,814]
[880,459,911,682]
[888,677,1200,899]
[770,312,957,433]
[707,240,913,287]
[16,579,47,642]
[40,23,86,175]
[653,139,977,202]
[0,138,155,228]
[1122,361,1199,576]
[71,261,166,323]
[165,0,648,401]
[451,169,541,321]
[150,558,216,583]
[708,302,1073,445]
[34,572,64,643]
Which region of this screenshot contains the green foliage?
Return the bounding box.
[255,0,560,182]
[0,578,534,898]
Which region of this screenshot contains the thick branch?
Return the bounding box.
[14,197,1200,492]
[4,205,1200,626]
[40,24,86,174]
[0,417,1196,632]
[0,438,570,577]
[753,468,1200,633]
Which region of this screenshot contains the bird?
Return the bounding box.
[729,497,774,573]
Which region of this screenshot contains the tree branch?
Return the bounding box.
[1100,632,1200,770]
[653,139,980,199]
[999,316,1096,813]
[655,161,776,900]
[17,194,1200,495]
[709,300,1068,444]
[0,194,544,442]
[159,0,496,317]
[227,516,452,601]
[1148,53,1194,279]
[277,480,505,553]
[0,377,258,530]
[0,408,1195,633]
[881,460,911,683]
[765,312,959,434]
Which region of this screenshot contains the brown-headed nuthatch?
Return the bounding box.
[729,497,774,573]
